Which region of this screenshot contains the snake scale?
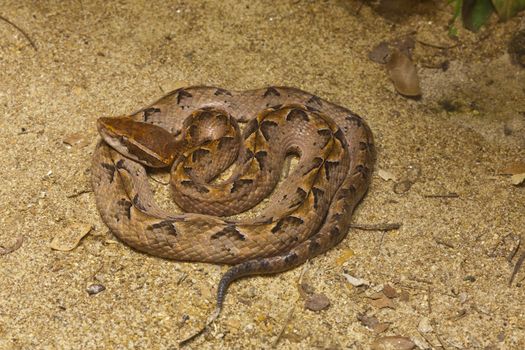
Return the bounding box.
[91,86,375,319]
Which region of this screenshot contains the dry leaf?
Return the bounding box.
[305,293,330,311]
[369,295,395,309]
[382,284,398,298]
[49,223,93,251]
[336,249,354,265]
[378,169,397,182]
[0,235,24,255]
[499,161,525,175]
[63,132,90,149]
[511,173,525,185]
[371,336,416,350]
[343,273,369,287]
[357,313,379,329]
[369,42,391,64]
[386,51,421,97]
[373,323,390,334]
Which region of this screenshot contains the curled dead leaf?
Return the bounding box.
[49,223,93,251]
[386,51,421,97]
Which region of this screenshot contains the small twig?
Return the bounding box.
[350,223,401,231]
[509,251,525,287]
[423,193,459,198]
[273,263,308,348]
[0,15,37,50]
[427,286,432,314]
[507,237,521,263]
[416,39,458,50]
[0,235,24,255]
[67,189,93,198]
[356,0,366,15]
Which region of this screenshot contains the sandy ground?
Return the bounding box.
[1,1,524,349]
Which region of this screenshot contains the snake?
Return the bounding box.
[91,86,375,323]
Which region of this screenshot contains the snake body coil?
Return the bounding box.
[92,86,374,313]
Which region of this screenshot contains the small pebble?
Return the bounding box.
[87,284,106,295]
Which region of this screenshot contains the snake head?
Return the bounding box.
[97,116,178,168]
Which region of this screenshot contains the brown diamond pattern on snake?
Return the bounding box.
[191,148,210,163]
[311,187,325,209]
[230,179,254,193]
[180,180,210,194]
[214,88,232,96]
[142,107,161,121]
[254,151,268,171]
[218,136,237,150]
[317,129,333,149]
[306,95,323,107]
[116,199,132,220]
[288,187,308,209]
[302,157,324,175]
[132,194,147,211]
[323,161,340,181]
[286,108,310,122]
[271,216,304,234]
[345,113,363,127]
[100,163,116,183]
[259,120,278,141]
[263,87,281,97]
[211,225,246,241]
[148,220,178,237]
[176,89,193,105]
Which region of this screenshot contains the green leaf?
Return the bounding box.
[462,0,494,32]
[491,0,525,20]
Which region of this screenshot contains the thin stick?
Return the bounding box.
[0,15,37,50]
[509,251,525,287]
[423,193,459,198]
[350,223,401,231]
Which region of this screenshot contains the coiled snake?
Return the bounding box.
[91,86,374,336]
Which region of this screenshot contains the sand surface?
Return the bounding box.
[1,1,524,349]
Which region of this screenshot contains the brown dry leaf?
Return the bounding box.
[371,336,416,350]
[0,235,24,255]
[382,284,398,298]
[511,173,525,186]
[357,313,379,329]
[399,290,410,302]
[336,249,354,265]
[63,132,90,149]
[499,161,525,175]
[369,42,391,64]
[304,293,330,311]
[369,295,395,309]
[49,223,93,251]
[386,51,421,97]
[373,323,390,334]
